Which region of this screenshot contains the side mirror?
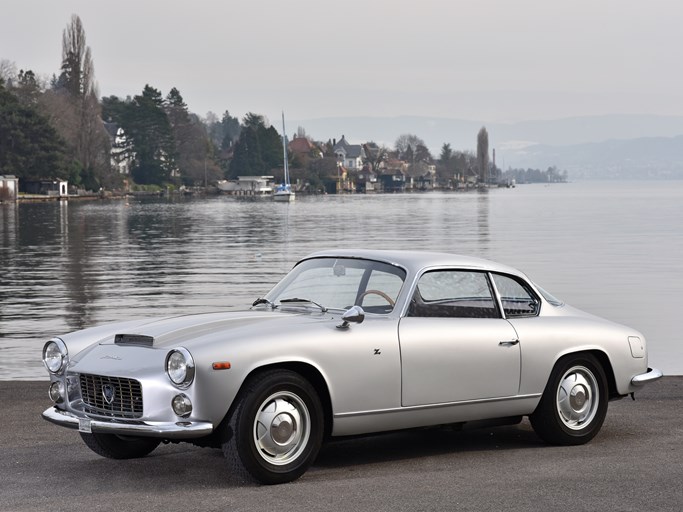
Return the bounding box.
[337,305,365,329]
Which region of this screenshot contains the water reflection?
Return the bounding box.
[2,182,682,379]
[476,191,490,255]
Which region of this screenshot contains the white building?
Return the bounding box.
[103,122,134,174]
[0,175,19,201]
[333,136,366,170]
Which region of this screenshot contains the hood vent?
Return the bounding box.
[114,334,154,347]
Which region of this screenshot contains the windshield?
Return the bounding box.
[265,257,407,314]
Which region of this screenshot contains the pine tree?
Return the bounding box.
[0,80,70,180]
[127,85,176,185]
[228,114,283,179]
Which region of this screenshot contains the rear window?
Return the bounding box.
[491,273,540,317]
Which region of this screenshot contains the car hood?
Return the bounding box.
[60,309,331,357]
[101,310,289,347]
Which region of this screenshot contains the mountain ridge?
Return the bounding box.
[288,114,683,151]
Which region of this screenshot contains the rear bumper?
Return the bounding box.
[631,367,663,387]
[42,406,213,439]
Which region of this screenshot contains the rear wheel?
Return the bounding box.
[530,353,608,445]
[80,432,160,459]
[222,369,324,485]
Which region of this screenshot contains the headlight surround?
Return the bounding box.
[43,339,68,374]
[165,348,195,388]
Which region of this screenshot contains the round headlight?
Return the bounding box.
[49,381,65,403]
[166,348,195,388]
[43,339,67,374]
[172,393,193,417]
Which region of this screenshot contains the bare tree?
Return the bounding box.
[0,59,17,85]
[57,15,110,189]
[477,127,489,184]
[394,133,426,160]
[60,15,94,97]
[363,142,388,173]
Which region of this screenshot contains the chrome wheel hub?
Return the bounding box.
[254,392,310,465]
[556,366,599,430]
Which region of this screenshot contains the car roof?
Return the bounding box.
[301,249,526,278]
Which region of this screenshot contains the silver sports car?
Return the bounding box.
[42,250,662,484]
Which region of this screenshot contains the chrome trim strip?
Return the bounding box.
[41,407,213,439]
[631,367,663,387]
[334,393,542,419]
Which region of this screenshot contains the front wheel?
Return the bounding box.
[80,432,161,459]
[223,369,324,485]
[530,354,608,445]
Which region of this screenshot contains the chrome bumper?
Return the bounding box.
[42,407,214,439]
[631,367,663,387]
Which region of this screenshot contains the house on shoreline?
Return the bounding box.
[21,179,69,198]
[216,176,275,195]
[103,121,134,175]
[333,136,366,171]
[0,175,19,202]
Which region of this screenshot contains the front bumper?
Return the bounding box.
[631,367,663,387]
[42,407,214,439]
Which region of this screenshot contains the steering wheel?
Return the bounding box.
[357,289,395,307]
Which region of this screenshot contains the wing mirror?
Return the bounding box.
[337,305,365,329]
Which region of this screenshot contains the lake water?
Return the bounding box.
[1,181,681,379]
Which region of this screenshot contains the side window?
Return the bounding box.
[491,274,540,317]
[408,270,499,318]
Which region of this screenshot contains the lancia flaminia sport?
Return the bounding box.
[42,250,662,484]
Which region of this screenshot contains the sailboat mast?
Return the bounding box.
[281,112,289,185]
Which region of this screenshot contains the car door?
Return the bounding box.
[398,269,521,407]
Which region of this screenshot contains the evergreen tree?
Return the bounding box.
[439,143,453,165]
[127,85,176,185]
[219,111,241,150]
[165,87,214,186]
[15,70,41,106]
[228,113,282,179]
[229,123,263,178]
[0,80,71,180]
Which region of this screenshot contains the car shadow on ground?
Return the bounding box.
[26,422,547,491]
[315,421,545,469]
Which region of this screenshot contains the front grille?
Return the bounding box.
[79,374,143,419]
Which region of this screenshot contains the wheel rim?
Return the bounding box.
[556,365,599,430]
[253,391,310,466]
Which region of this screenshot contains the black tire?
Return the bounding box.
[530,353,608,445]
[80,432,161,459]
[222,369,324,485]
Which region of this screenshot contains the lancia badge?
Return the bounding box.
[102,384,116,405]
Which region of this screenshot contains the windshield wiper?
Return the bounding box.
[252,298,275,308]
[278,298,328,312]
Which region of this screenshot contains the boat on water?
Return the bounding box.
[217,176,274,196]
[273,112,295,202]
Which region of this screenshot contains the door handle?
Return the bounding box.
[499,339,519,347]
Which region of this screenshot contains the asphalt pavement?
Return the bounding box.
[2,378,681,512]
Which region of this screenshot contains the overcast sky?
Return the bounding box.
[3,0,682,126]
